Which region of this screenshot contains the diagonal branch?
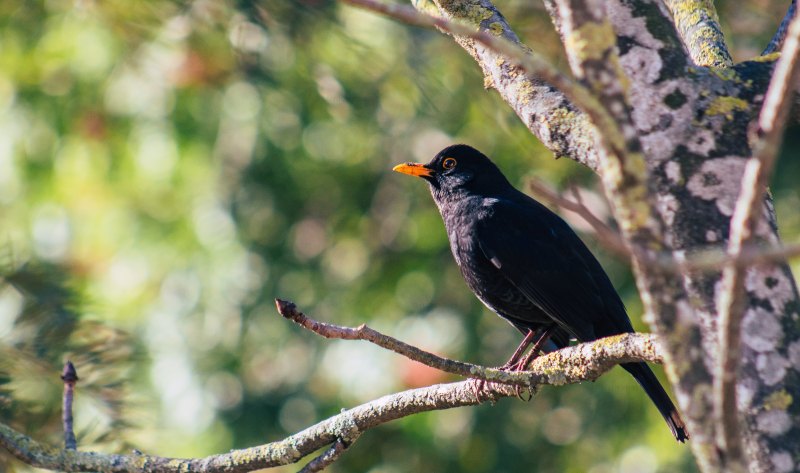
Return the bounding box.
[713,9,800,471]
[763,0,797,55]
[297,436,358,473]
[340,0,609,169]
[663,0,733,68]
[275,299,663,386]
[341,0,625,171]
[527,179,630,259]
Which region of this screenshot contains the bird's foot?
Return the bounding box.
[514,384,534,402]
[469,377,499,404]
[470,367,535,403]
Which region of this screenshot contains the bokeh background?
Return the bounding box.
[1,1,797,472]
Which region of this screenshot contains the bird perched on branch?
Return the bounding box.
[393,144,688,442]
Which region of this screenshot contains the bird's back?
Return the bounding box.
[440,189,633,342]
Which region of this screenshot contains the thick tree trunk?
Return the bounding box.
[415,0,800,470]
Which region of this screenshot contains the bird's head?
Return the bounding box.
[392,144,511,200]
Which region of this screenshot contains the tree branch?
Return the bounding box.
[713,9,800,471]
[275,299,663,386]
[665,242,800,272]
[341,0,629,172]
[527,178,800,274]
[528,179,630,259]
[663,0,733,68]
[0,304,665,473]
[60,361,79,451]
[763,0,797,55]
[297,437,358,473]
[340,0,608,169]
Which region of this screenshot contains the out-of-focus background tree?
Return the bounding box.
[0,1,796,472]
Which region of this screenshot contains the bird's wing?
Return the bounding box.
[475,197,632,341]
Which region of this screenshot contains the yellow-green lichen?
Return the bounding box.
[488,22,503,36]
[544,106,596,160]
[706,95,748,119]
[229,447,265,465]
[619,183,653,233]
[516,80,534,105]
[763,389,793,411]
[165,459,191,473]
[751,52,781,63]
[667,0,722,28]
[412,0,440,15]
[438,0,493,25]
[564,20,616,63]
[591,333,626,351]
[708,66,740,82]
[666,0,732,68]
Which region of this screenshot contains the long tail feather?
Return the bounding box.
[622,362,689,442]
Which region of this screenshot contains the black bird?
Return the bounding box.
[393,144,688,442]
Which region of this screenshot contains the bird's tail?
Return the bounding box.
[622,362,689,442]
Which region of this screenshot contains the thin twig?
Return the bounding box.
[60,361,78,451]
[764,0,797,55]
[714,9,800,469]
[528,178,800,273]
[297,436,358,473]
[665,242,800,273]
[528,179,629,258]
[275,299,527,385]
[275,299,663,387]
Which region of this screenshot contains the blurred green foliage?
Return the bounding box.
[0,1,797,472]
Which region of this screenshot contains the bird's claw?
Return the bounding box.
[469,378,500,404]
[471,378,486,403]
[514,384,534,402]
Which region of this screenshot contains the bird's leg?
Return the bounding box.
[501,328,538,369]
[472,329,541,402]
[514,325,555,371]
[471,329,539,402]
[512,326,555,401]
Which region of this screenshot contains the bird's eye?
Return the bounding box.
[442,157,457,170]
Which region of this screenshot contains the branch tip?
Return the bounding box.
[61,361,79,384]
[275,298,297,318]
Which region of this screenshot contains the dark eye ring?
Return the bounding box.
[442,157,457,169]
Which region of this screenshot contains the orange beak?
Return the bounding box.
[392,162,434,178]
